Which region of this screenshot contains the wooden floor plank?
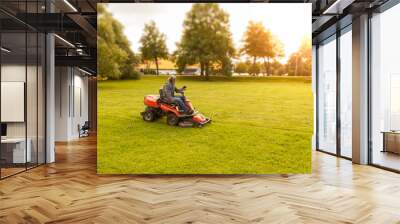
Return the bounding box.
[0,135,400,223]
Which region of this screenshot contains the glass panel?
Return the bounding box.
[390,75,400,130]
[26,0,38,169]
[0,22,2,178]
[340,29,352,158]
[27,31,38,169]
[1,30,27,177]
[0,12,2,178]
[371,4,400,171]
[0,1,46,178]
[318,36,337,154]
[38,33,45,165]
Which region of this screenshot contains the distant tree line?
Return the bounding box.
[234,37,311,76]
[286,38,312,76]
[98,3,311,80]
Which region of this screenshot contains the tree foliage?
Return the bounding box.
[175,3,235,78]
[97,4,140,80]
[234,59,287,76]
[240,21,284,76]
[234,61,249,74]
[139,21,168,76]
[268,60,287,76]
[287,37,312,76]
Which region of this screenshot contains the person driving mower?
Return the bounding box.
[162,75,193,115]
[141,75,211,127]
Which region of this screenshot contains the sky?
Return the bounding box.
[105,3,311,63]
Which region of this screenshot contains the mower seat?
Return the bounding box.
[159,98,171,104]
[158,88,177,106]
[158,89,167,103]
[160,99,178,106]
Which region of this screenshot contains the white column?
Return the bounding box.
[352,14,369,164]
[46,32,55,163]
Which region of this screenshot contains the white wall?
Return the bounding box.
[1,63,46,164]
[1,65,26,141]
[55,67,70,141]
[1,65,33,139]
[76,72,89,138]
[55,67,89,141]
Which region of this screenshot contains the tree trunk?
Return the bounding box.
[263,57,268,76]
[205,62,210,80]
[200,62,204,76]
[253,56,257,76]
[155,57,159,76]
[267,57,271,76]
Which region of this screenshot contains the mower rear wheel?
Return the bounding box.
[142,109,156,122]
[167,113,179,126]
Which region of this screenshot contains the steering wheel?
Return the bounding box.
[180,86,187,96]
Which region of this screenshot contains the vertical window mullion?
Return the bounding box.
[25,0,28,171]
[336,28,341,157]
[367,11,373,165]
[44,0,48,164]
[36,0,39,167]
[0,19,2,179]
[316,44,319,151]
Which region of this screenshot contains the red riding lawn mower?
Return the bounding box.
[140,87,211,127]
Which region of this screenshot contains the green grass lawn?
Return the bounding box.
[97,76,313,174]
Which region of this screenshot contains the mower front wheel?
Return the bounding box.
[142,108,156,122]
[167,113,179,126]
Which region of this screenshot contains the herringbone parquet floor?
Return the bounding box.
[1,135,400,224]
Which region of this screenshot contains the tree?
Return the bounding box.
[287,37,312,76]
[240,21,267,76]
[269,60,287,76]
[175,3,235,78]
[97,4,140,80]
[240,21,284,76]
[264,35,284,76]
[139,21,168,76]
[234,61,249,74]
[249,63,261,76]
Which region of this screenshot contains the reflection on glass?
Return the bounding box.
[0,1,47,179]
[390,75,400,130]
[27,31,38,169]
[318,36,337,154]
[340,29,352,158]
[371,3,400,171]
[38,33,46,165]
[1,31,27,177]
